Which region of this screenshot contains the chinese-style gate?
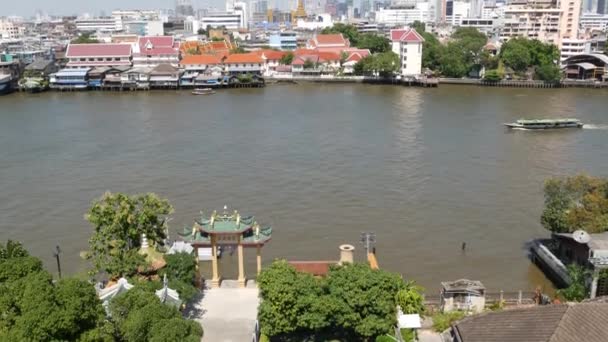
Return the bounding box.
[179,206,272,288]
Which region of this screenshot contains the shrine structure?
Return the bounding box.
[179,206,272,288]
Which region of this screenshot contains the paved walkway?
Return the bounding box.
[417,329,444,342]
[193,283,259,342]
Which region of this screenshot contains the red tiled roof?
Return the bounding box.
[224,53,264,64]
[255,49,287,60]
[180,54,222,65]
[288,261,335,276]
[66,43,132,57]
[316,51,340,62]
[346,53,364,63]
[294,48,317,56]
[310,34,349,47]
[138,36,174,48]
[390,29,424,43]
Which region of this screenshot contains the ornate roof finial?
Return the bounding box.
[223,205,228,215]
[255,222,260,240]
[163,273,168,288]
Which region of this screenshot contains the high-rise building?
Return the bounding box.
[176,0,195,17]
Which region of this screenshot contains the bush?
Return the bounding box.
[432,311,466,332]
[375,335,395,342]
[483,69,502,82]
[401,328,415,342]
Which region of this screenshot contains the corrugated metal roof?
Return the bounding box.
[55,68,90,77]
[576,62,597,70]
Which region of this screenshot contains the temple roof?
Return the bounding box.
[178,207,272,246]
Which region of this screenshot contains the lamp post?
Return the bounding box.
[53,245,62,279]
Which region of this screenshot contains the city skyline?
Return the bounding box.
[1,0,229,17]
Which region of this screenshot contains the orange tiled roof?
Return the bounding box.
[224,53,264,64]
[309,34,349,48]
[294,48,317,56]
[316,51,340,61]
[256,49,287,60]
[180,54,222,65]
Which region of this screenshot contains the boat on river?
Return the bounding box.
[192,88,215,95]
[504,118,584,129]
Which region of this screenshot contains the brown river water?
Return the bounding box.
[1,84,607,292]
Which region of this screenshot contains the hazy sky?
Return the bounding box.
[2,0,222,17]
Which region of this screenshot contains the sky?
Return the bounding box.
[2,0,223,17]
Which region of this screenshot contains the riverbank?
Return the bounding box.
[5,76,607,96]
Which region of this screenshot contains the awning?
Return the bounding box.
[576,62,596,70]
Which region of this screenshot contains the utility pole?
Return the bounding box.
[360,232,376,254]
[53,245,62,279]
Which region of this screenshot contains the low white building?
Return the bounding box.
[560,39,591,64]
[376,3,435,27]
[296,14,334,30]
[75,17,121,32]
[580,12,608,32]
[200,12,243,30]
[0,19,25,39]
[390,28,425,77]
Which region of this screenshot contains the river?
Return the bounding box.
[1,84,607,292]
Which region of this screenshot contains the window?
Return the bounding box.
[114,58,120,61]
[106,58,112,61]
[97,58,103,61]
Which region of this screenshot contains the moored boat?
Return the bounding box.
[192,88,215,95]
[505,118,583,129]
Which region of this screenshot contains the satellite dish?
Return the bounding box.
[572,230,591,244]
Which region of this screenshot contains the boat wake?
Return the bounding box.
[583,124,608,130]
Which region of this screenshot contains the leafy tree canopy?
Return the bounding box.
[85,192,173,278]
[541,175,608,233]
[258,260,413,340]
[358,33,391,53]
[353,52,400,77]
[279,52,294,65]
[109,287,203,341]
[396,281,425,315]
[557,264,590,302]
[72,32,99,44]
[0,241,107,341]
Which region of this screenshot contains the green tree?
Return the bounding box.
[85,192,174,278]
[0,243,106,341]
[72,32,99,44]
[541,175,608,233]
[411,20,426,33]
[197,28,206,35]
[0,240,29,260]
[557,264,590,302]
[439,42,468,77]
[354,55,374,75]
[322,23,360,45]
[163,252,196,284]
[420,32,442,70]
[500,43,532,72]
[109,286,203,341]
[279,52,294,65]
[535,63,561,82]
[480,50,499,70]
[211,36,225,42]
[257,260,328,338]
[373,51,400,77]
[483,69,502,81]
[358,33,391,53]
[326,263,405,339]
[303,59,315,69]
[396,281,425,315]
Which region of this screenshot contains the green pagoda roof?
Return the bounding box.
[178,206,272,246]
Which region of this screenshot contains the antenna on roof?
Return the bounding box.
[573,230,591,244]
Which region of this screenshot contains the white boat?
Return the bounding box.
[192,88,215,95]
[505,118,583,129]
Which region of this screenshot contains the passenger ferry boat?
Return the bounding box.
[192,88,215,95]
[505,118,584,129]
